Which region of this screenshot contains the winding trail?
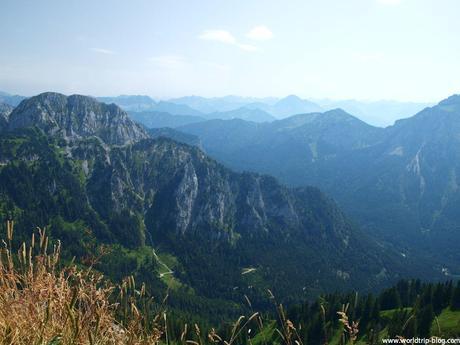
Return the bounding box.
[152,248,174,278]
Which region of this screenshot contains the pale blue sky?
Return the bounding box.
[1,0,459,101]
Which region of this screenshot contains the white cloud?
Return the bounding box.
[246,26,273,41]
[199,29,258,52]
[377,0,401,5]
[91,48,116,55]
[199,30,236,45]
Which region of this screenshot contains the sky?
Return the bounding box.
[0,0,459,102]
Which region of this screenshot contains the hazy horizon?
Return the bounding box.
[0,89,443,105]
[1,0,460,103]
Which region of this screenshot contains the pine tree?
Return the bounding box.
[371,300,381,324]
[308,314,327,345]
[408,280,419,306]
[367,326,381,345]
[432,283,445,315]
[419,284,432,308]
[380,288,401,310]
[360,294,375,334]
[417,304,434,338]
[444,281,454,307]
[451,281,460,311]
[365,299,382,342]
[387,310,405,338]
[397,280,410,306]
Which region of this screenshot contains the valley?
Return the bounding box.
[152,96,460,276]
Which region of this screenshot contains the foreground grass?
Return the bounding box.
[432,308,460,337]
[379,307,413,321]
[0,221,313,345]
[5,219,457,344]
[0,223,164,344]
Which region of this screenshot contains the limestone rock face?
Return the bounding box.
[0,103,14,131]
[8,92,149,145]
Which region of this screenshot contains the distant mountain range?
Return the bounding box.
[0,91,26,107]
[2,91,431,127]
[248,95,324,118]
[97,95,203,116]
[147,127,202,147]
[165,94,431,126]
[169,94,324,119]
[168,95,279,113]
[127,107,275,129]
[99,94,430,126]
[128,111,206,128]
[98,95,275,125]
[205,107,276,122]
[0,92,432,307]
[176,95,460,274]
[315,99,433,127]
[97,95,157,112]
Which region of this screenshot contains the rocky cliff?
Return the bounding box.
[8,92,149,145]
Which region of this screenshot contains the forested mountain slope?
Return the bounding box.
[178,96,460,272]
[0,92,437,308]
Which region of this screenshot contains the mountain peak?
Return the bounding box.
[277,94,304,104]
[24,92,105,109]
[285,94,302,100]
[322,108,365,122]
[8,92,149,145]
[34,91,67,100]
[275,108,373,130]
[0,91,27,107]
[438,94,460,107]
[270,95,323,117]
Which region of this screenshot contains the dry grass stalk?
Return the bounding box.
[337,303,359,344]
[0,223,163,344]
